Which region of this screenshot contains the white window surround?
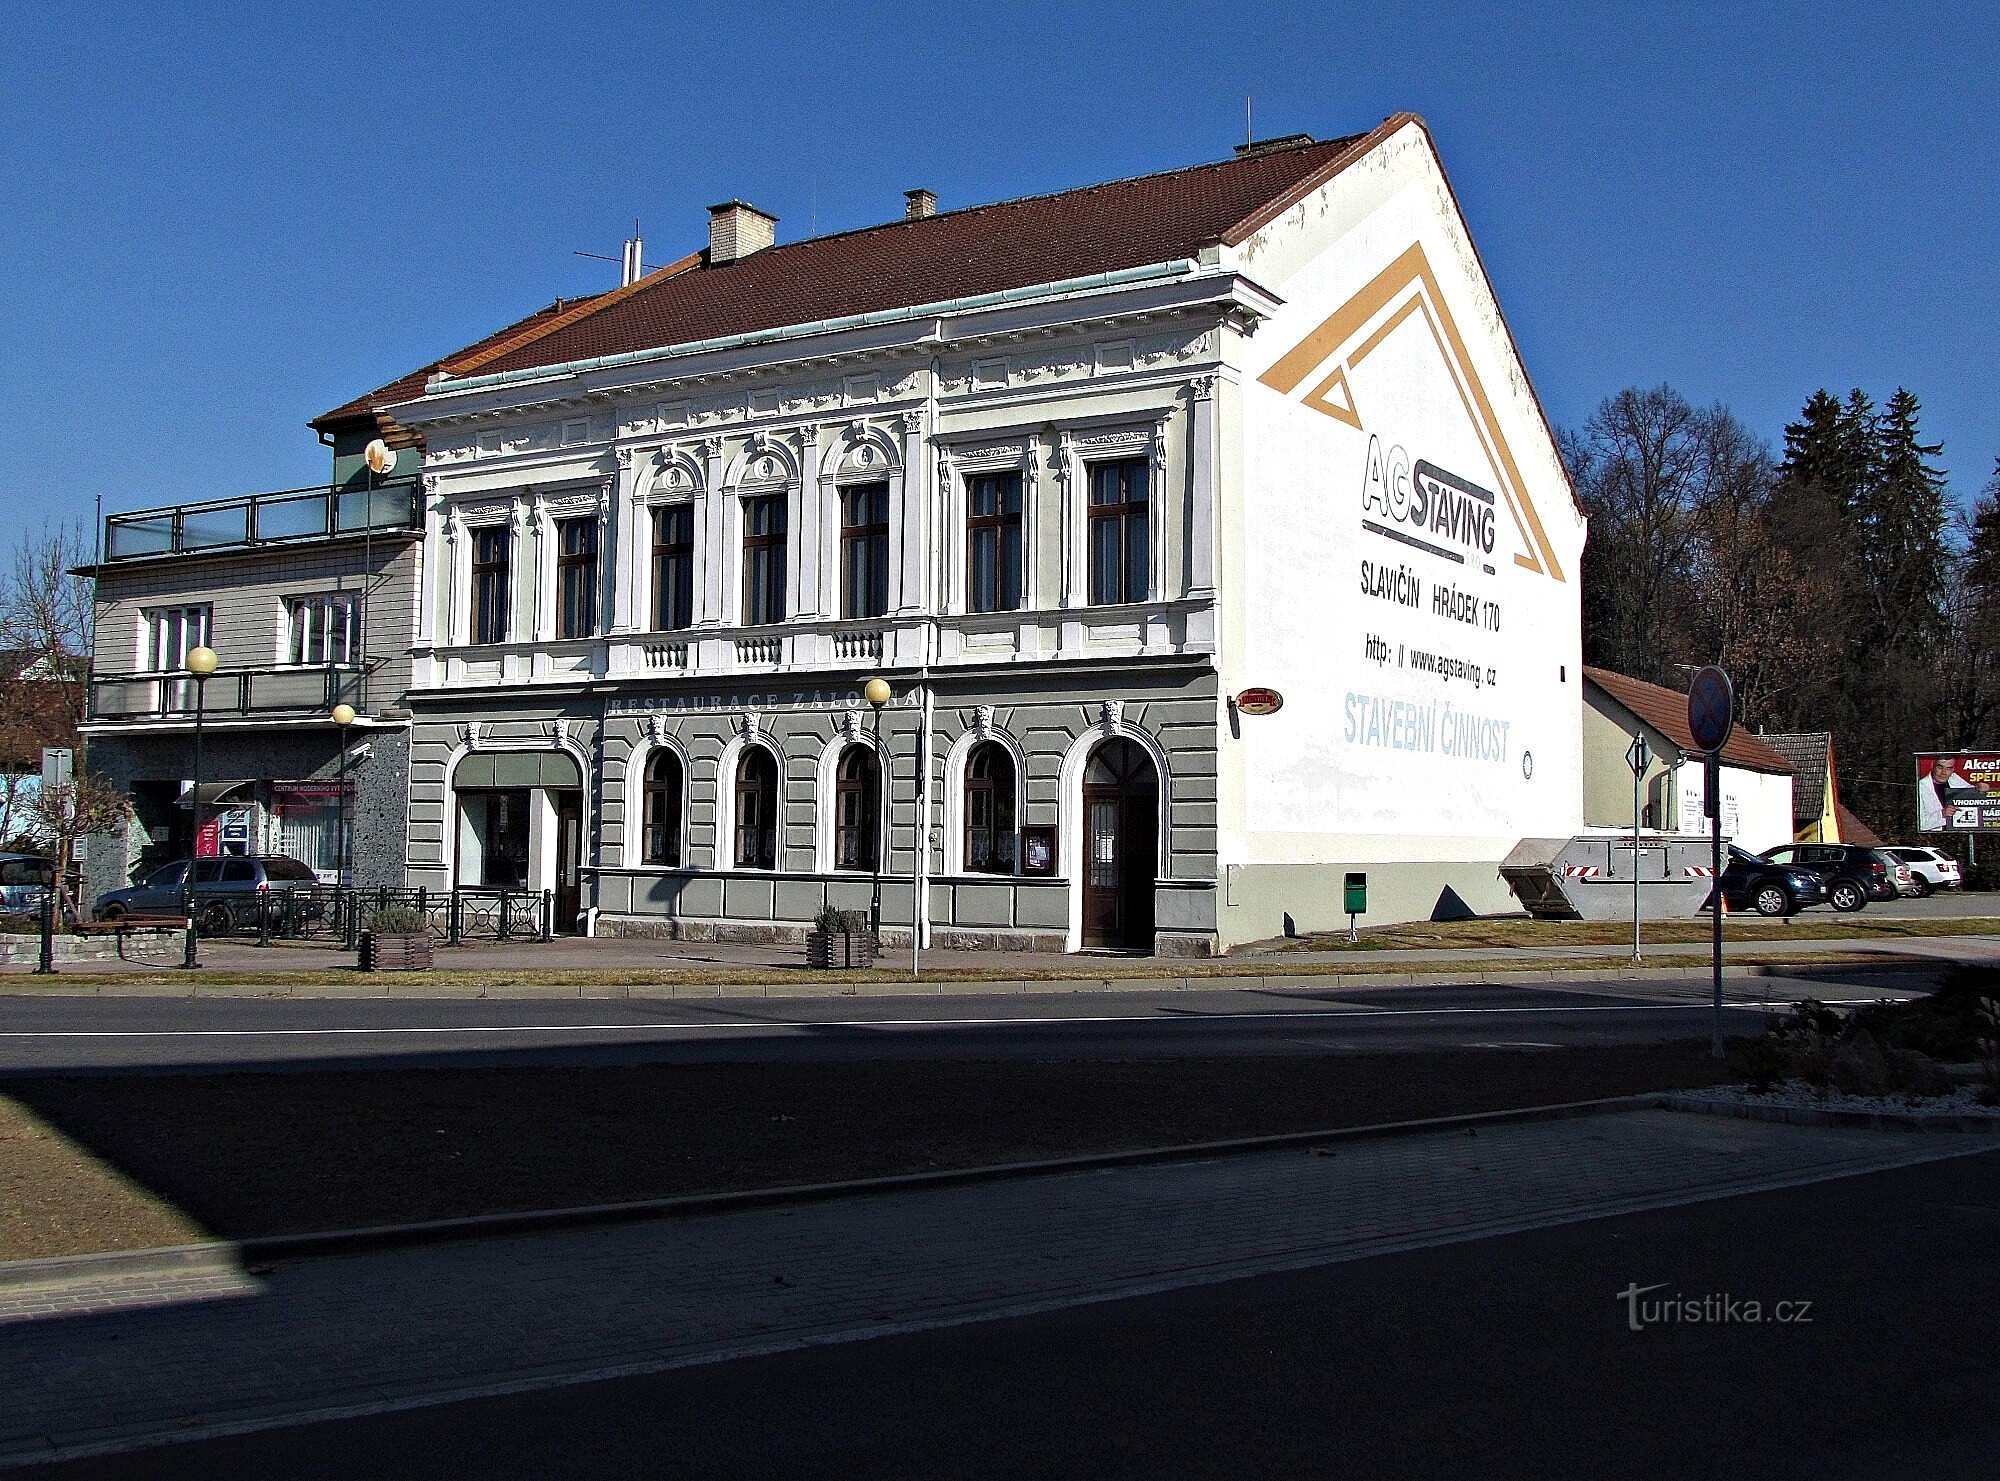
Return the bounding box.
[278,593,358,667]
[629,445,708,635]
[141,604,211,672]
[1056,416,1172,609]
[712,729,786,872]
[529,483,611,645]
[721,435,803,628]
[812,725,892,875]
[815,422,908,623]
[936,434,1038,616]
[940,719,1029,877]
[1056,717,1173,953]
[618,727,693,870]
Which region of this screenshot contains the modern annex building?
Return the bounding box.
[317,114,1586,953]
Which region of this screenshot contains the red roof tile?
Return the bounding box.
[1585,667,1795,776]
[318,128,1388,423]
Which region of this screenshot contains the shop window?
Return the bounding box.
[734,748,779,869]
[833,745,880,871]
[642,750,684,866]
[964,741,1018,873]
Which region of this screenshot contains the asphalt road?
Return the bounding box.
[32,1141,1998,1480]
[0,970,1932,1075]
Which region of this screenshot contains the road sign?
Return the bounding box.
[1687,667,1735,754]
[1625,735,1651,775]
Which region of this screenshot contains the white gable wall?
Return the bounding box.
[1213,119,1586,942]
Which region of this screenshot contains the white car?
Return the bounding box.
[1886,846,1962,896]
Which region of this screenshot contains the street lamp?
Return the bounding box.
[331,703,356,889]
[863,677,890,943]
[181,644,217,969]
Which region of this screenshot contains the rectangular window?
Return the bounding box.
[742,494,787,626]
[966,471,1023,614]
[839,482,890,620]
[470,527,511,645]
[651,505,695,631]
[1088,458,1149,605]
[146,605,211,712]
[556,517,598,639]
[284,595,358,666]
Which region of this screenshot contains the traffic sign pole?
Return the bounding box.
[1687,668,1736,1061]
[1626,734,1650,963]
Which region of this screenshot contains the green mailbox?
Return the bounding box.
[1343,872,1367,915]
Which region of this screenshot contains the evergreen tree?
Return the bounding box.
[1862,388,1952,643]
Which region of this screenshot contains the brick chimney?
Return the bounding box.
[904,188,937,220]
[707,200,777,264]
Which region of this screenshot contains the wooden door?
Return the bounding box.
[1080,739,1158,950]
[554,791,583,933]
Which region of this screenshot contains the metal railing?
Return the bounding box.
[216,885,557,947]
[103,480,420,561]
[87,663,365,721]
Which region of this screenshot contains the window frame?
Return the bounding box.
[832,744,881,872]
[838,482,891,620]
[283,593,358,667]
[145,604,211,672]
[554,516,599,640]
[651,503,696,632]
[469,526,511,646]
[741,493,788,627]
[1087,456,1150,606]
[963,740,1019,875]
[733,746,780,869]
[641,748,684,867]
[965,470,1024,615]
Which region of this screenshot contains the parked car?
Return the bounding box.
[93,855,324,935]
[0,853,57,916]
[1716,846,1828,917]
[1883,846,1961,896]
[1760,843,1908,911]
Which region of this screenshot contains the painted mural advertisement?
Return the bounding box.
[1243,200,1582,841]
[1915,753,2000,832]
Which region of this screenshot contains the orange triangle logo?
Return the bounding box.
[1258,243,1565,582]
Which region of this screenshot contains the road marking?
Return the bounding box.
[0,998,1862,1042]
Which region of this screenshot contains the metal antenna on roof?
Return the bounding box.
[1246,96,1252,149]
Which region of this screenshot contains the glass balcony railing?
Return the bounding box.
[102,481,419,561]
[87,664,364,721]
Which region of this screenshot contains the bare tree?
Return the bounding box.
[0,519,93,676]
[24,773,130,914]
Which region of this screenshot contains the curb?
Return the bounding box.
[0,1092,1669,1293]
[1661,1091,2000,1135]
[0,956,1953,1001]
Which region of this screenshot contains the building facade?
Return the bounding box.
[320,115,1586,952]
[79,475,421,901]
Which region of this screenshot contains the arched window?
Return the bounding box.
[734,748,779,869]
[642,750,683,866]
[965,741,1017,874]
[833,745,880,871]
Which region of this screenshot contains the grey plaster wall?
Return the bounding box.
[401,661,1221,951]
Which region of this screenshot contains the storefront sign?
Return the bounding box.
[1234,688,1284,716]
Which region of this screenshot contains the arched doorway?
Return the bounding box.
[1081,737,1157,950]
[452,749,585,932]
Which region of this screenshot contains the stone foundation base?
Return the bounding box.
[592,915,1215,957]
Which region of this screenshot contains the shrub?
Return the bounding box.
[366,905,427,936]
[812,905,869,934]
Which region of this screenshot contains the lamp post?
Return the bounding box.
[331,703,356,888]
[181,644,217,969]
[863,677,890,943]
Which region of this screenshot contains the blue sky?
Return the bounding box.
[3,1,1993,533]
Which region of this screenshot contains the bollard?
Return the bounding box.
[447,889,462,947]
[542,888,554,942]
[34,882,56,975]
[257,888,271,947]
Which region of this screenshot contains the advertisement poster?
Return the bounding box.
[1915,753,2000,832]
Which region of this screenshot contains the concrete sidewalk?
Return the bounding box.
[0,1106,1991,1468]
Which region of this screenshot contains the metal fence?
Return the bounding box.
[202,886,555,947]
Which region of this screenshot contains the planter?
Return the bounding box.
[806,928,877,970]
[360,930,434,972]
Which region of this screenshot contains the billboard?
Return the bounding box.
[1915,753,2000,832]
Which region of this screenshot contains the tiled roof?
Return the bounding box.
[1584,668,1795,776]
[1759,732,1833,822]
[309,295,610,434]
[1836,801,1884,847]
[317,127,1388,424]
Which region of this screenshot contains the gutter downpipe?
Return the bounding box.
[914,343,941,977]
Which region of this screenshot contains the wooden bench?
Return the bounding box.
[74,916,189,936]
